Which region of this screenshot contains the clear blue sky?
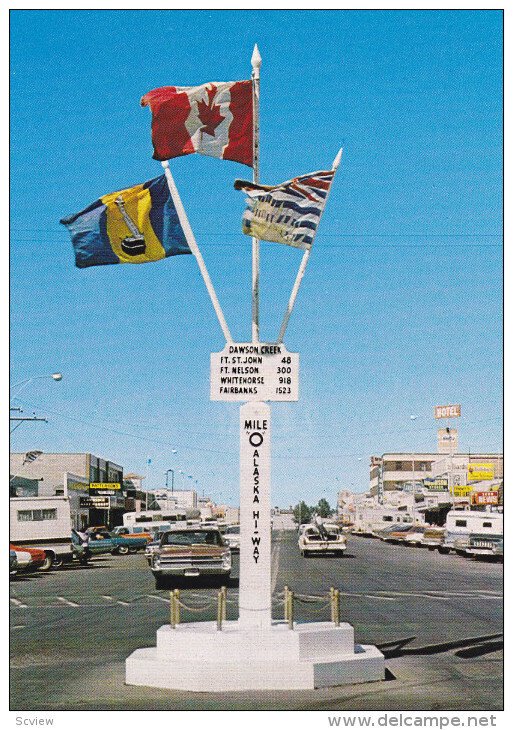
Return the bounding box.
[10,10,502,506]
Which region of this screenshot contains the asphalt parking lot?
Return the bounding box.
[10,531,503,711]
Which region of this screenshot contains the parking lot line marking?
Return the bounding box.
[364,594,396,601]
[10,598,27,608]
[56,597,79,607]
[11,625,26,630]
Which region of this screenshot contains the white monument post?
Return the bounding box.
[125,46,385,692]
[239,401,271,628]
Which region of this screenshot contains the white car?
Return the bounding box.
[403,527,426,546]
[298,524,347,557]
[12,549,33,571]
[223,525,240,552]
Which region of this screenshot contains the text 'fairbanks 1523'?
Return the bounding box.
[210,343,299,402]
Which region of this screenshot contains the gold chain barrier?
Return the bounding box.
[167,585,340,629]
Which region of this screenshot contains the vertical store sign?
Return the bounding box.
[239,401,271,628]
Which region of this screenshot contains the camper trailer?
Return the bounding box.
[10,496,74,570]
[441,510,503,556]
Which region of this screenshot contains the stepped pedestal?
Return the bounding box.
[125,620,385,691]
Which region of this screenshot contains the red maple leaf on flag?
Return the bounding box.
[197,84,225,137]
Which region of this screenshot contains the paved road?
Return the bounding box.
[10,532,503,711]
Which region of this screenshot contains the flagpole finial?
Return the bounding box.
[251,44,262,71]
[332,148,343,170]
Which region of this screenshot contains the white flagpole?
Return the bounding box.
[251,44,262,344]
[161,160,233,344]
[276,148,343,344]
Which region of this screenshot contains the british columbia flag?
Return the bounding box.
[234,170,335,250]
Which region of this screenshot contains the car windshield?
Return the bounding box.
[226,526,240,534]
[161,530,222,546]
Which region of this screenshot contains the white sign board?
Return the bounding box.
[210,343,299,402]
[437,427,458,454]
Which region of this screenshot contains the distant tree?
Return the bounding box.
[316,498,332,518]
[293,500,313,525]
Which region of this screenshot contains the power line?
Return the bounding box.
[10,397,501,461]
[9,238,502,249]
[10,227,503,237]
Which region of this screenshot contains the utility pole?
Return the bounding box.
[10,414,48,433]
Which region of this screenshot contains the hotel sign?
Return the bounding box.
[434,404,461,419]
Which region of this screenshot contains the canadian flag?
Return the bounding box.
[141,81,253,167]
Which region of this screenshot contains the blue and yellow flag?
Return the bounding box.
[60,175,191,268]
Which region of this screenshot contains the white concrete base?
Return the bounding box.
[125,621,385,691]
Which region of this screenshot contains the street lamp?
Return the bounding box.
[12,372,63,398]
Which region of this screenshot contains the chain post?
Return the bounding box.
[170,590,176,629]
[329,586,335,623]
[288,590,294,630]
[221,585,227,622]
[217,588,223,631]
[284,585,289,622]
[334,589,340,627]
[174,589,180,625]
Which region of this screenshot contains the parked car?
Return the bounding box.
[151,527,231,589]
[372,524,400,540]
[111,526,154,542]
[145,532,166,565]
[11,547,33,573]
[382,525,415,544]
[421,527,445,550]
[298,523,347,557]
[10,544,47,571]
[402,526,427,547]
[10,549,18,577]
[452,535,470,556]
[223,525,240,552]
[110,531,151,554]
[84,529,149,555]
[466,532,503,559]
[491,538,504,560]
